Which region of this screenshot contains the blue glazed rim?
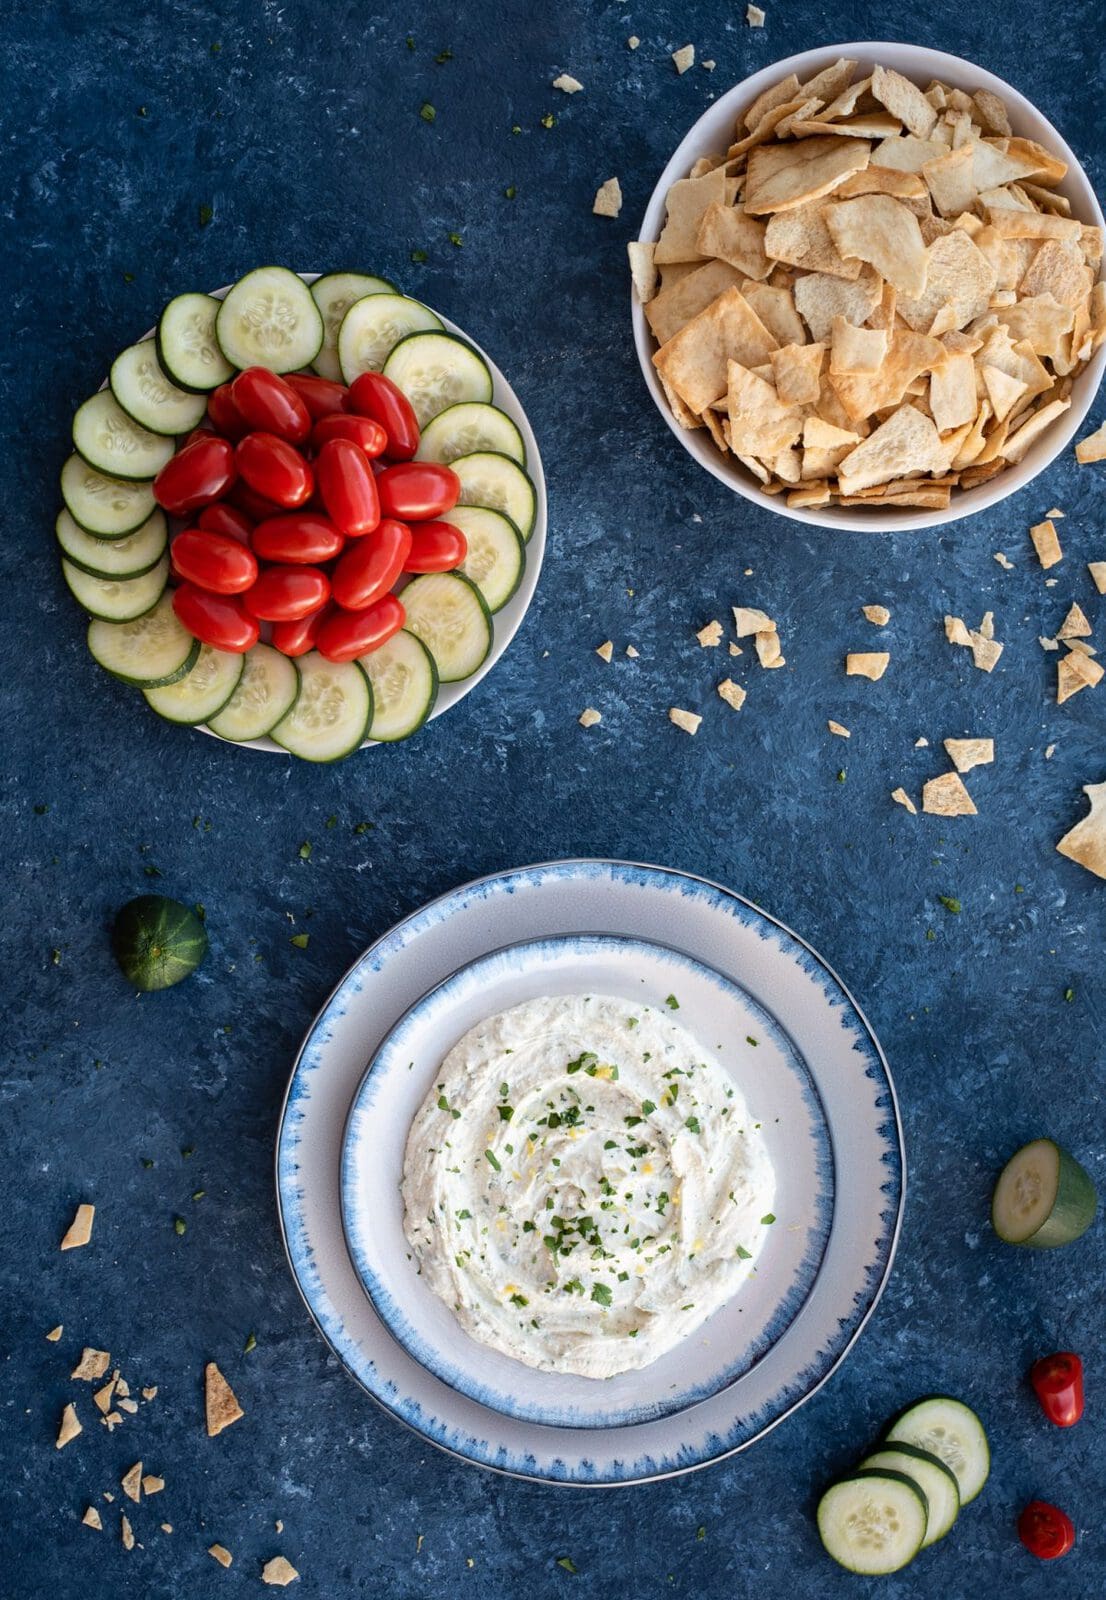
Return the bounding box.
[339,932,835,1430]
[275,860,905,1485]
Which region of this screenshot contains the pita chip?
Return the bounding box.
[742,281,809,346]
[944,738,994,772]
[891,787,917,814]
[1058,651,1104,702]
[743,73,803,132]
[744,136,871,215]
[798,57,859,105]
[82,1506,102,1531]
[846,651,890,680]
[56,1403,81,1449]
[837,403,946,493]
[930,351,977,431]
[871,65,938,138]
[655,167,731,263]
[669,707,703,735]
[793,264,883,341]
[654,286,779,414]
[121,1462,143,1504]
[923,772,977,816]
[728,362,803,456]
[1058,601,1093,640]
[770,341,825,405]
[593,178,622,218]
[1075,420,1106,464]
[645,259,743,344]
[1056,781,1106,880]
[1088,561,1106,594]
[72,1348,111,1381]
[60,1204,94,1250]
[261,1556,300,1587]
[922,144,976,217]
[696,202,772,279]
[717,678,747,710]
[627,242,658,303]
[871,134,948,173]
[830,317,888,374]
[898,230,996,333]
[1004,397,1072,463]
[764,203,863,278]
[982,364,1028,423]
[205,1362,243,1437]
[823,194,928,295]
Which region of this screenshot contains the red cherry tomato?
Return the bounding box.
[376,461,460,521]
[244,565,331,622]
[172,529,258,594]
[236,432,314,510]
[198,502,254,543]
[317,593,406,661]
[316,438,381,538]
[310,414,388,458]
[182,426,215,449]
[252,512,345,564]
[207,383,251,440]
[172,583,259,653]
[271,603,330,657]
[153,435,237,517]
[1018,1501,1075,1561]
[231,367,312,444]
[228,480,285,523]
[330,519,411,610]
[1030,1352,1084,1428]
[284,372,351,420]
[348,371,420,459]
[405,519,467,573]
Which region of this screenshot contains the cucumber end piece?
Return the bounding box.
[992,1137,1097,1248]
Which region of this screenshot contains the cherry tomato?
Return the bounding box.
[376,461,460,521]
[316,438,380,538]
[231,367,312,444]
[310,413,388,458]
[198,502,254,543]
[317,593,406,661]
[244,565,331,622]
[284,372,351,420]
[348,371,420,459]
[1018,1501,1075,1561]
[182,426,215,449]
[1030,1352,1084,1428]
[252,512,345,564]
[236,432,314,510]
[405,519,467,573]
[228,480,286,523]
[331,519,411,610]
[207,383,251,440]
[172,529,258,594]
[271,603,330,657]
[153,435,237,517]
[172,583,259,653]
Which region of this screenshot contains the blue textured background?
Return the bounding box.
[3,1,1104,1594]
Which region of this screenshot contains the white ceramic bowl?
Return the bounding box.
[632,42,1106,531]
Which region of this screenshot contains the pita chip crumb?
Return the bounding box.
[142,1475,165,1495]
[1040,635,1060,651]
[82,1506,102,1531]
[46,1326,62,1342]
[672,45,695,74]
[204,1362,243,1438]
[71,1348,111,1382]
[262,1556,300,1586]
[945,615,972,646]
[60,1203,95,1250]
[161,1523,173,1534]
[669,707,702,734]
[56,1404,81,1449]
[1030,518,1063,568]
[209,1544,234,1568]
[1058,602,1093,639]
[755,629,785,668]
[627,35,640,48]
[944,738,994,772]
[733,605,775,636]
[552,73,583,94]
[746,4,765,24]
[595,640,614,662]
[593,178,623,218]
[923,771,977,816]
[891,787,917,814]
[121,1462,143,1503]
[994,552,1014,569]
[969,630,1004,672]
[1056,780,1106,879]
[828,720,850,737]
[1075,420,1106,463]
[1058,651,1104,702]
[717,678,746,710]
[625,644,640,658]
[846,652,889,680]
[627,242,658,304]
[862,604,890,626]
[142,1386,158,1401]
[915,736,929,747]
[121,1515,134,1552]
[697,620,724,647]
[578,707,602,728]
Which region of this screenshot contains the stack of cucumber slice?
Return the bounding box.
[818,1396,989,1574]
[58,266,540,758]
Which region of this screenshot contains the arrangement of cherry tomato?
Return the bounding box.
[150,366,466,661]
[1030,1352,1084,1428]
[1018,1500,1075,1561]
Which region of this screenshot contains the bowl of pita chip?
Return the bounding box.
[631,43,1106,529]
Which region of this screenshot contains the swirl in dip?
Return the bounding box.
[401,993,776,1377]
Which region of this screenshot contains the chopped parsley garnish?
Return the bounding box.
[509,1292,528,1308]
[684,1116,701,1135]
[290,932,309,948]
[590,1283,612,1306]
[298,840,312,860]
[434,46,453,62]
[484,1149,501,1172]
[938,894,961,914]
[641,1099,656,1115]
[565,1051,597,1075]
[556,1557,578,1574]
[456,1209,472,1220]
[449,230,463,246]
[497,1104,514,1121]
[1064,986,1075,1002]
[665,994,680,1009]
[419,102,436,122]
[173,1216,186,1236]
[746,1035,759,1047]
[540,112,555,128]
[499,1082,510,1098]
[198,203,213,227]
[243,1331,257,1353]
[410,248,428,263]
[761,1212,776,1225]
[736,1245,752,1260]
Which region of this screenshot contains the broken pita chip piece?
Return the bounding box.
[82,1507,102,1531]
[593,177,623,218]
[1057,601,1092,640]
[1004,397,1072,464]
[595,640,614,662]
[769,341,824,405]
[56,1403,82,1449]
[923,771,977,816]
[744,136,871,215]
[71,1347,111,1381]
[552,73,583,94]
[1030,518,1063,568]
[870,64,938,139]
[1057,651,1104,703]
[764,203,863,279]
[262,1557,301,1587]
[969,629,1004,673]
[727,360,803,456]
[982,363,1028,423]
[696,620,724,647]
[209,1545,234,1568]
[828,720,850,737]
[669,707,702,735]
[1075,420,1106,463]
[733,605,776,636]
[46,1325,63,1342]
[627,241,658,303]
[645,259,743,345]
[823,194,928,296]
[1088,561,1106,594]
[837,403,946,495]
[1056,780,1106,880]
[654,287,779,414]
[121,1462,143,1504]
[717,678,747,710]
[755,629,785,668]
[60,1203,95,1250]
[862,604,890,626]
[697,203,772,280]
[654,167,731,263]
[578,707,601,729]
[891,787,917,814]
[830,317,887,375]
[944,738,994,772]
[845,651,889,680]
[205,1362,244,1438]
[673,44,696,74]
[142,1475,165,1495]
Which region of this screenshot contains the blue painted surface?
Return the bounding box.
[2,1,1105,1595]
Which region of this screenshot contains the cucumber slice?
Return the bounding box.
[73,391,175,481]
[157,292,235,391]
[216,266,324,373]
[270,652,372,761]
[207,644,300,741]
[87,591,200,687]
[60,453,156,538]
[451,506,525,613]
[401,573,492,683]
[337,293,443,381]
[144,643,244,725]
[109,339,208,435]
[818,1471,928,1575]
[362,629,439,741]
[62,553,169,622]
[310,271,397,381]
[450,451,537,541]
[886,1398,989,1505]
[415,401,526,466]
[860,1445,959,1547]
[992,1137,1097,1248]
[382,331,492,428]
[56,508,167,579]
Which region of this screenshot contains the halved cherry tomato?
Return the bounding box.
[1018,1501,1075,1561]
[310,414,388,458]
[172,529,258,594]
[405,519,467,573]
[236,432,314,510]
[330,519,411,610]
[316,593,406,661]
[285,373,350,420]
[376,461,460,521]
[172,583,259,653]
[271,602,330,657]
[207,383,251,440]
[252,512,345,564]
[228,481,285,523]
[243,565,331,622]
[231,367,311,444]
[348,371,420,459]
[315,438,380,538]
[1030,1352,1084,1428]
[198,502,254,543]
[153,435,237,517]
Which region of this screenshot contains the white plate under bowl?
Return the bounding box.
[277,861,904,1484]
[632,42,1106,531]
[340,933,833,1430]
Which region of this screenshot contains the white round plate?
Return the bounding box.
[340,933,833,1430]
[276,861,904,1484]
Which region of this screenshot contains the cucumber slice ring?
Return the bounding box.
[206,644,300,742]
[144,644,245,726]
[415,401,526,466]
[73,391,175,481]
[991,1137,1097,1247]
[270,653,373,762]
[311,271,397,381]
[885,1397,990,1505]
[62,553,169,622]
[157,292,235,392]
[362,629,439,742]
[87,592,200,687]
[817,1470,928,1575]
[215,265,324,373]
[382,331,492,428]
[860,1445,959,1547]
[109,340,208,436]
[60,454,156,538]
[56,508,168,579]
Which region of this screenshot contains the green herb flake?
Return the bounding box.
[298,840,312,860]
[836,769,846,783]
[434,47,453,63]
[541,112,555,128]
[1015,883,1025,894]
[938,894,961,914]
[143,864,162,877]
[665,994,680,1010]
[410,249,428,264]
[497,1104,514,1121]
[591,1283,612,1307]
[406,34,415,49]
[244,1331,257,1353]
[210,41,221,53]
[198,203,213,227]
[641,1100,656,1116]
[449,231,463,247]
[926,928,936,941]
[353,820,374,833]
[736,1244,752,1260]
[509,1292,528,1308]
[173,1216,186,1236]
[746,1035,758,1047]
[141,1158,154,1169]
[290,932,310,949]
[325,815,337,830]
[484,1149,501,1172]
[504,184,517,199]
[761,1212,776,1225]
[556,1557,578,1574]
[684,1116,701,1135]
[191,1190,205,1201]
[1064,986,1075,1002]
[123,271,135,283]
[33,802,48,815]
[420,102,436,123]
[181,1146,194,1159]
[696,1526,706,1541]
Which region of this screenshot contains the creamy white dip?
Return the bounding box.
[401,993,776,1378]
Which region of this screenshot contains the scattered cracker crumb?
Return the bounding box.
[862,605,890,626]
[552,74,583,94]
[261,1556,300,1587]
[994,552,1014,570]
[1057,651,1104,703]
[121,1515,134,1552]
[944,615,972,646]
[1045,578,1058,587]
[828,721,850,738]
[1058,602,1093,639]
[846,652,889,680]
[1047,508,1065,519]
[1039,636,1059,651]
[56,1404,81,1449]
[102,1411,123,1430]
[733,606,775,637]
[209,1544,233,1568]
[1030,519,1063,568]
[1089,562,1106,594]
[728,642,742,657]
[82,1506,102,1531]
[161,1524,172,1534]
[1046,744,1056,759]
[118,1397,138,1414]
[747,3,766,24]
[71,1348,110,1382]
[142,1475,165,1496]
[891,788,917,815]
[717,679,746,711]
[103,1493,114,1503]
[915,737,929,748]
[45,1326,62,1342]
[923,772,977,816]
[755,630,785,669]
[121,1462,143,1503]
[593,177,623,218]
[1057,779,1106,879]
[672,44,695,73]
[697,620,723,648]
[944,738,994,773]
[578,707,602,728]
[114,1377,130,1399]
[204,1362,243,1438]
[1074,420,1106,463]
[625,644,640,659]
[60,1203,95,1250]
[702,59,716,70]
[142,1386,158,1401]
[969,632,1004,673]
[627,36,640,49]
[669,707,702,735]
[1067,640,1097,657]
[595,640,613,663]
[276,1521,284,1534]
